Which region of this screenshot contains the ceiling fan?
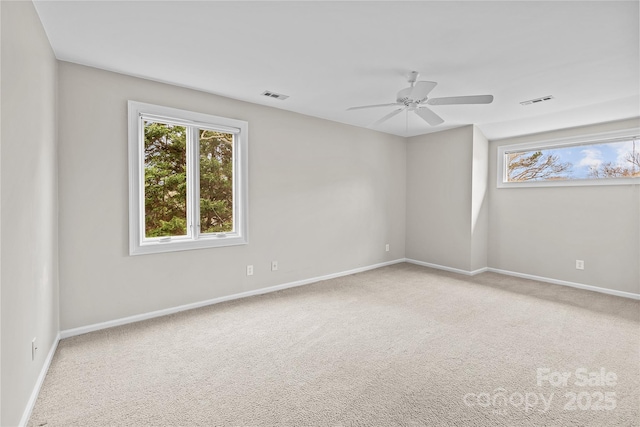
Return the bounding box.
[347,71,494,127]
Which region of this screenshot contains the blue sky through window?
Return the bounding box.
[507,138,639,181]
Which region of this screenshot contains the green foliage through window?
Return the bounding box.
[143,121,233,238]
[199,130,233,233]
[144,122,187,237]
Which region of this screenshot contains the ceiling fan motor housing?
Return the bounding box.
[396,87,423,105]
[396,87,417,104]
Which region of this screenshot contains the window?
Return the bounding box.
[128,101,248,255]
[497,128,640,188]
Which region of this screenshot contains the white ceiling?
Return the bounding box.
[33,1,639,140]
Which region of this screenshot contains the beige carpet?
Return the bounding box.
[29,263,639,426]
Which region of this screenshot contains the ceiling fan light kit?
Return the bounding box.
[348,71,494,128]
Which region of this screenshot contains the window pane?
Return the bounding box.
[199,129,233,233]
[144,121,188,238]
[506,138,640,182]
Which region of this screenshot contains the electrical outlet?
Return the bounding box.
[271,261,278,271]
[385,244,390,252]
[576,260,584,270]
[32,338,37,361]
[246,265,254,276]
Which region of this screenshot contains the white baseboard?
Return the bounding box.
[487,267,640,300]
[404,258,639,300]
[63,260,635,340]
[404,258,488,276]
[60,258,406,339]
[19,332,60,427]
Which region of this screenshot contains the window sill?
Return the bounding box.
[497,177,639,189]
[130,234,248,256]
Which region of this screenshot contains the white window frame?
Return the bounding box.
[128,101,248,255]
[497,128,640,188]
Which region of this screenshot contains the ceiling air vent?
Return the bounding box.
[520,95,554,106]
[261,90,289,100]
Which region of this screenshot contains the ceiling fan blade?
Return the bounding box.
[427,95,494,105]
[373,108,406,126]
[415,107,444,126]
[409,81,437,100]
[347,102,401,111]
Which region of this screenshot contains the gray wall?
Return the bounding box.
[1,2,59,426]
[471,126,489,271]
[488,118,640,294]
[57,62,407,330]
[405,125,489,273]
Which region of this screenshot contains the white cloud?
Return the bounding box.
[578,148,603,169]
